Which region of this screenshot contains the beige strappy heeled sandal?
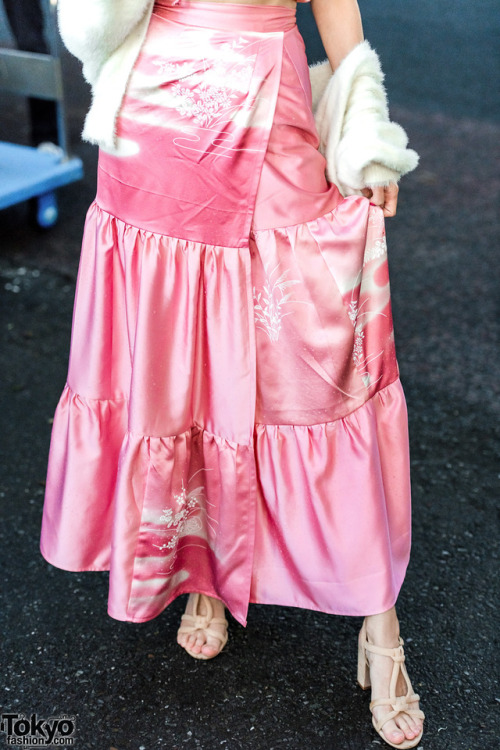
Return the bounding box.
[177,593,228,660]
[357,622,425,749]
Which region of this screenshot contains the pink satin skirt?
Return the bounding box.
[41,0,412,626]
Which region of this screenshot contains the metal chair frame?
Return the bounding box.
[0,0,83,226]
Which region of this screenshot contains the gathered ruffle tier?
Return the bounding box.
[41,203,411,626]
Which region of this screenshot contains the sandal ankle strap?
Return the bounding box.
[363,638,405,662]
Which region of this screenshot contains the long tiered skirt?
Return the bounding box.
[40,0,411,627]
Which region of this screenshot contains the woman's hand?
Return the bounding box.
[361,183,399,217]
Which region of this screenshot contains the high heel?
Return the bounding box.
[177,593,228,660]
[357,621,425,749]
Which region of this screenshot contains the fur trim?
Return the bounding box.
[311,41,419,196]
[82,6,154,150]
[58,0,155,149]
[308,60,332,113]
[58,0,154,84]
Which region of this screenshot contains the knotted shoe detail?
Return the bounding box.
[177,593,228,660]
[357,622,425,748]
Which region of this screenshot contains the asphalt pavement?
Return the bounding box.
[0,2,499,749]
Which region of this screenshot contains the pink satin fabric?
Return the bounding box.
[41,1,411,626]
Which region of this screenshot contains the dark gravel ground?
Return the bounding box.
[1,2,499,749]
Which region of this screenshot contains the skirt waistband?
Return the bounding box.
[153,0,297,32]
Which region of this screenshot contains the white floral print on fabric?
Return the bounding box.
[347,303,385,388]
[171,82,236,128]
[152,470,218,573]
[347,300,369,368]
[253,263,301,343]
[363,236,387,266]
[154,37,258,133]
[346,205,392,388]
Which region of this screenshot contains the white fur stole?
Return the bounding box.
[310,42,419,196]
[58,0,155,149]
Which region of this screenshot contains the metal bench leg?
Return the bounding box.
[36,190,58,227]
